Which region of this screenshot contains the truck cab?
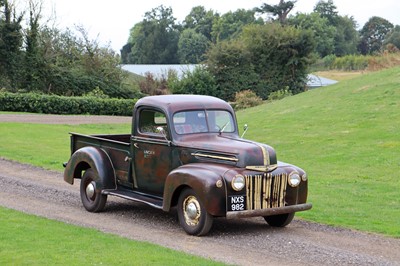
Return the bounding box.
[64,95,312,236]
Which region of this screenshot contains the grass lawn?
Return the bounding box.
[0,207,223,265]
[0,122,130,171]
[237,67,400,237]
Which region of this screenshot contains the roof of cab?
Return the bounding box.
[134,95,233,114]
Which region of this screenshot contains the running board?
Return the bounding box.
[103,189,163,209]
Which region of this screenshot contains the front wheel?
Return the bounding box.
[264,213,295,227]
[177,188,213,236]
[80,168,107,212]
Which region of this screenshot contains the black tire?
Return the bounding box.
[264,213,295,227]
[177,188,213,236]
[80,168,107,212]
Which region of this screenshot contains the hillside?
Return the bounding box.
[236,67,400,236]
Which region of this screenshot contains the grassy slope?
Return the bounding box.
[236,67,400,236]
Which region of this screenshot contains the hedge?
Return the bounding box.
[0,92,138,116]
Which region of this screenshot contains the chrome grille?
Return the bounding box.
[245,173,288,210]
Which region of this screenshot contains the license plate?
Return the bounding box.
[228,195,246,211]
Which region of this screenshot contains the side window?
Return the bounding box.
[139,109,168,137]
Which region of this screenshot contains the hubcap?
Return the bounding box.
[183,196,201,226]
[86,181,96,199]
[186,202,198,220]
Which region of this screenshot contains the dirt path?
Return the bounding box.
[1,114,400,265]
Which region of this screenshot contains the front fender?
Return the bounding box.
[63,146,116,190]
[163,163,231,216]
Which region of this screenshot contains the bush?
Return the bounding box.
[233,90,263,110]
[169,66,218,97]
[0,92,137,116]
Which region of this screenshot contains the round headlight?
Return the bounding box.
[302,173,308,181]
[232,175,245,191]
[288,172,301,187]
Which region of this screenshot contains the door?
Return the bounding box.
[132,108,172,196]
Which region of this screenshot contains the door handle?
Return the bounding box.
[133,143,139,149]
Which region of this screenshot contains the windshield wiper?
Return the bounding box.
[219,121,230,135]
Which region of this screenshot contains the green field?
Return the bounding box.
[0,67,399,264]
[0,207,222,265]
[237,67,400,236]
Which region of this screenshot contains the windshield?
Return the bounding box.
[173,110,235,135]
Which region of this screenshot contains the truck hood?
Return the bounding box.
[175,134,277,168]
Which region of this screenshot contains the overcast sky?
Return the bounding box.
[31,0,400,52]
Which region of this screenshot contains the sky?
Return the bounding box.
[22,0,400,52]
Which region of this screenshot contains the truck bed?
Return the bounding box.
[69,132,132,187]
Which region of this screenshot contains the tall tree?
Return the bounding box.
[183,6,218,41]
[23,0,43,90]
[313,0,338,25]
[127,5,180,64]
[242,24,315,97]
[255,0,297,24]
[177,29,209,63]
[288,12,336,57]
[359,16,394,55]
[334,16,359,56]
[314,0,359,56]
[0,0,24,88]
[211,9,263,42]
[384,25,400,51]
[206,23,315,100]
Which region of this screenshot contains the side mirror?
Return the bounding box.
[241,124,248,138]
[156,126,169,141]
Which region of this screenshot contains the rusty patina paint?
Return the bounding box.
[64,95,311,221]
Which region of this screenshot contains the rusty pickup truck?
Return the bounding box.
[63,95,312,235]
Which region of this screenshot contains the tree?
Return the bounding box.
[288,12,335,57]
[313,0,359,56]
[177,29,209,63]
[255,0,297,24]
[313,0,338,25]
[359,16,394,55]
[126,5,180,64]
[183,6,218,41]
[0,0,24,89]
[23,0,44,90]
[211,9,263,42]
[333,16,359,56]
[242,23,315,97]
[384,25,400,51]
[206,23,315,100]
[206,39,258,101]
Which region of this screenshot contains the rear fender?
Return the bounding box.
[163,163,228,216]
[63,146,116,190]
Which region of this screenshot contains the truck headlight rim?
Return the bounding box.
[288,172,301,187]
[232,175,245,191]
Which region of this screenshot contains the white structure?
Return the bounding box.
[121,64,198,79]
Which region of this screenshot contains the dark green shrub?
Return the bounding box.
[0,92,137,116]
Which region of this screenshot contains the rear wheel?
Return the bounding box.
[264,213,294,227]
[80,168,107,212]
[177,188,213,236]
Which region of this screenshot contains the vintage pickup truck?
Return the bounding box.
[63,95,311,236]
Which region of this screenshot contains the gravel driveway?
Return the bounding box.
[1,114,399,265]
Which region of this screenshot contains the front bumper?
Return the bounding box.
[226,203,312,219]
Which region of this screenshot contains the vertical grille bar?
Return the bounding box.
[245,173,288,210]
